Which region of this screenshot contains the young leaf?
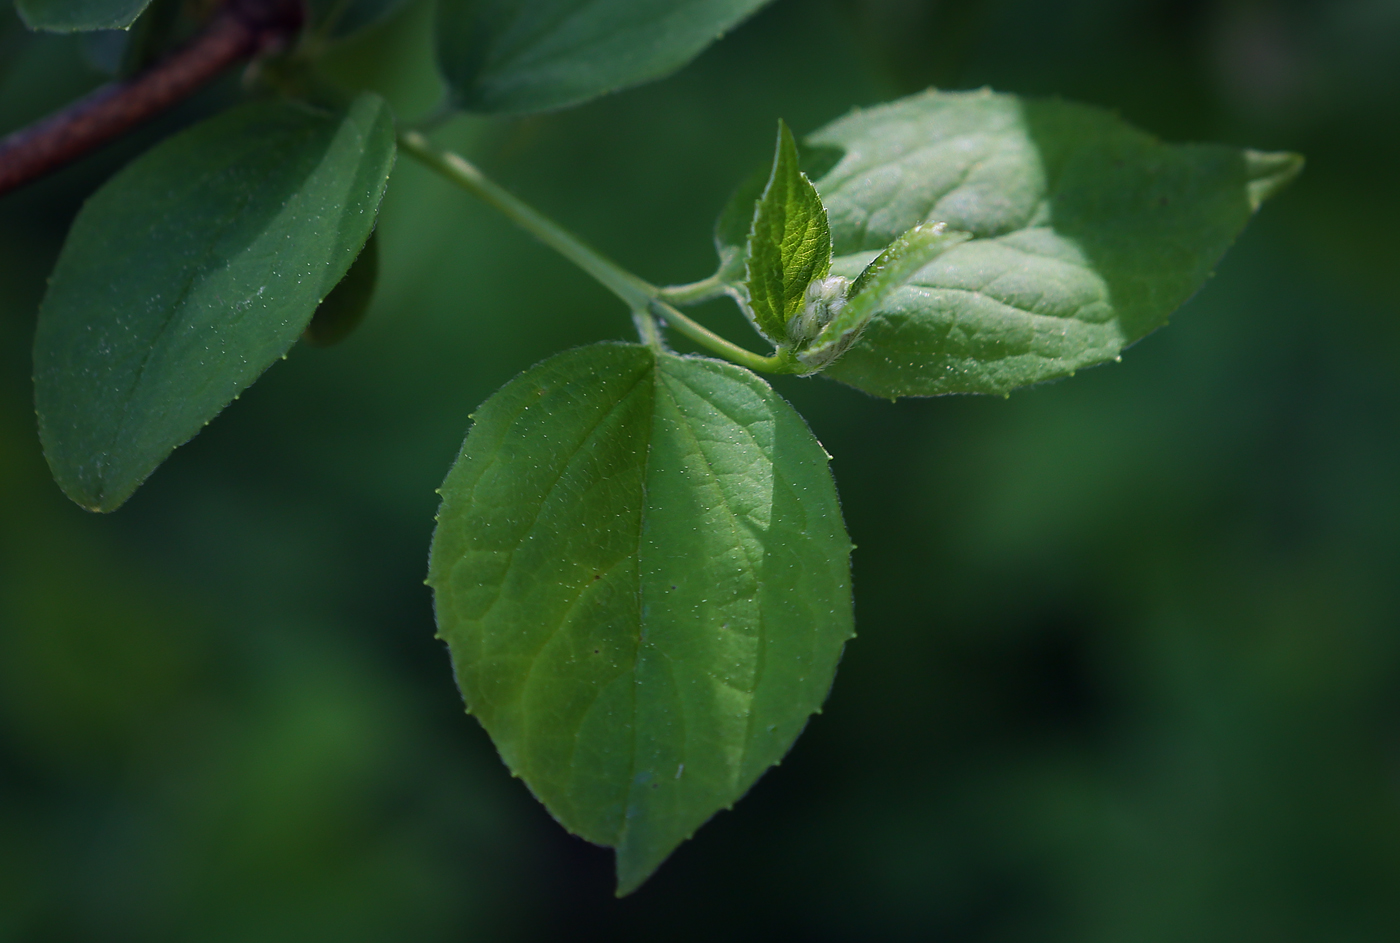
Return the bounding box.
[744,120,832,345]
[428,343,853,895]
[794,222,971,373]
[793,89,1303,398]
[709,144,845,292]
[304,231,380,347]
[436,0,773,115]
[34,95,396,512]
[16,0,152,31]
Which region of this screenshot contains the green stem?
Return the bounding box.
[399,130,656,312]
[657,271,732,306]
[399,131,790,372]
[650,300,792,374]
[632,305,664,353]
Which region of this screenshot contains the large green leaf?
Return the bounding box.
[799,89,1301,398]
[744,120,832,345]
[34,95,396,512]
[428,343,853,894]
[16,0,151,31]
[436,0,774,114]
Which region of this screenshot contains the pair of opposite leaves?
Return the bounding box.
[16,0,777,116]
[33,84,1300,892]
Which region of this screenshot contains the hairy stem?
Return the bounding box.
[0,0,302,197]
[400,131,794,372]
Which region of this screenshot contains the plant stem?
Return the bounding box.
[657,271,732,306]
[632,306,664,353]
[399,130,656,312]
[400,131,794,373]
[650,300,791,374]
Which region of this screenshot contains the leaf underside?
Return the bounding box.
[436,0,774,114]
[428,343,853,895]
[796,89,1302,398]
[34,95,396,512]
[16,0,152,31]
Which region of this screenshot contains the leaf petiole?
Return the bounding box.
[650,300,794,373]
[656,271,733,306]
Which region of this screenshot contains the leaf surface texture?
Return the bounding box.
[799,89,1301,397]
[744,121,832,345]
[428,343,853,893]
[34,95,396,511]
[436,0,773,114]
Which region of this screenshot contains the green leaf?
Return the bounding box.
[744,120,832,346]
[428,343,853,895]
[308,0,410,39]
[436,0,774,115]
[708,144,845,293]
[794,222,971,373]
[792,89,1303,398]
[304,230,380,347]
[34,95,396,512]
[16,0,152,31]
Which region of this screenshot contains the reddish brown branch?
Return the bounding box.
[0,0,302,197]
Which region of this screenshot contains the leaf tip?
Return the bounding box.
[1244,149,1304,210]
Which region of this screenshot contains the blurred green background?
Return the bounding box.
[3,0,1399,938]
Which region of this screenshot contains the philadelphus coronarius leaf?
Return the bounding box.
[743,120,833,346]
[304,231,380,348]
[798,88,1302,398]
[428,343,853,895]
[34,96,396,511]
[437,0,775,114]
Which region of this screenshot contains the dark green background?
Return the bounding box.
[2,0,1398,938]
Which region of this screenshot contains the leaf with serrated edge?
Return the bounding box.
[798,88,1301,398]
[17,0,151,31]
[437,0,774,115]
[711,144,844,291]
[428,343,853,895]
[34,96,396,511]
[744,120,833,345]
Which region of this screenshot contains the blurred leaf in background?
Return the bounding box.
[2,0,1399,939]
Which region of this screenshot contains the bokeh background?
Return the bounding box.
[3,0,1399,938]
